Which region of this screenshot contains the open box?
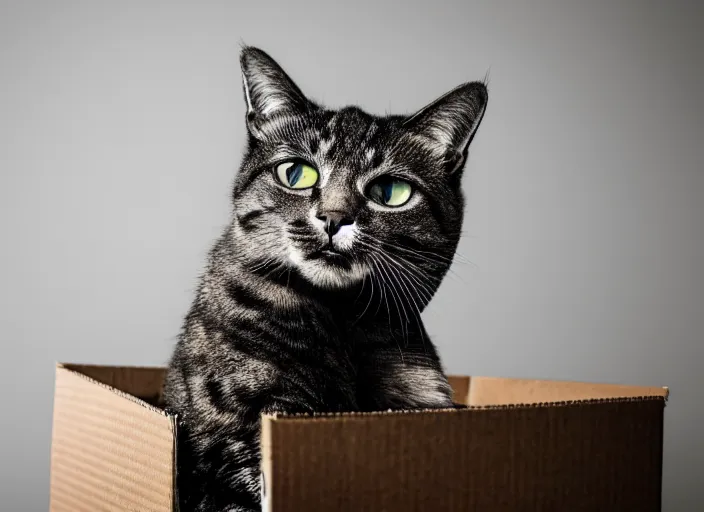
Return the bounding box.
[49,363,669,511]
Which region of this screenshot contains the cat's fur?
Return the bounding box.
[163,46,488,512]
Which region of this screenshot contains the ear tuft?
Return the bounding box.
[403,81,488,173]
[239,47,311,136]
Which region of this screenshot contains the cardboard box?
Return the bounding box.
[49,363,669,511]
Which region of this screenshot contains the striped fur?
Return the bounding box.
[163,46,488,511]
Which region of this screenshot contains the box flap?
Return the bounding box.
[447,375,470,404]
[261,398,665,511]
[61,363,168,407]
[464,375,669,406]
[50,364,176,512]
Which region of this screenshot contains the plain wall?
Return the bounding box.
[1,1,702,510]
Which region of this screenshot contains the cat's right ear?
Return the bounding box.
[240,46,312,139]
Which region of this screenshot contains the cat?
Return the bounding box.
[163,46,488,512]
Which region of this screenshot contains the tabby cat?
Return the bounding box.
[163,46,488,511]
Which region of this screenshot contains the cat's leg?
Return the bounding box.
[355,335,455,411]
[176,422,261,512]
[167,349,319,512]
[178,393,315,512]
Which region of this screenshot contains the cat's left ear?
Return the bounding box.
[240,46,313,138]
[403,82,488,174]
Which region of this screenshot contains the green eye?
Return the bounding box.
[368,177,413,207]
[276,161,319,189]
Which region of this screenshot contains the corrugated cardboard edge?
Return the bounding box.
[170,414,180,512]
[261,415,273,512]
[263,394,668,422]
[55,363,169,415]
[51,363,180,512]
[266,373,670,420]
[465,375,669,406]
[451,374,668,407]
[59,363,169,406]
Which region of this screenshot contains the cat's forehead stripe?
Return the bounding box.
[316,114,381,162]
[318,163,333,187]
[318,137,334,158]
[363,122,379,143]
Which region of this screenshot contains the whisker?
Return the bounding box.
[369,257,391,322]
[353,271,374,324]
[375,249,429,348]
[355,238,437,303]
[368,254,404,364]
[359,233,456,271]
[361,234,454,264]
[248,257,279,273]
[360,232,477,274]
[374,253,411,346]
[381,251,436,305]
[369,252,407,343]
[259,261,287,281]
[385,261,420,333]
[365,235,467,285]
[372,264,385,317]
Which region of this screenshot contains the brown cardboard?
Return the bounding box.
[447,374,669,406]
[50,363,668,511]
[50,364,176,512]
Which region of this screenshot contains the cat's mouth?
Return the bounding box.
[308,244,352,268]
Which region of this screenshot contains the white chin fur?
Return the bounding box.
[288,243,366,289]
[297,260,367,289]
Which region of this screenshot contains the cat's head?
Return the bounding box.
[231,47,487,298]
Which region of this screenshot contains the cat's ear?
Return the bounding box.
[403,82,488,174]
[239,46,313,138]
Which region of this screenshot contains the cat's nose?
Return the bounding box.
[316,211,354,236]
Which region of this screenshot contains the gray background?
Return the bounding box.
[1,0,702,510]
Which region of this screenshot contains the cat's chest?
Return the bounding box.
[275,340,358,411]
[339,317,404,349]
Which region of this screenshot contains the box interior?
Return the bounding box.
[61,363,668,412]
